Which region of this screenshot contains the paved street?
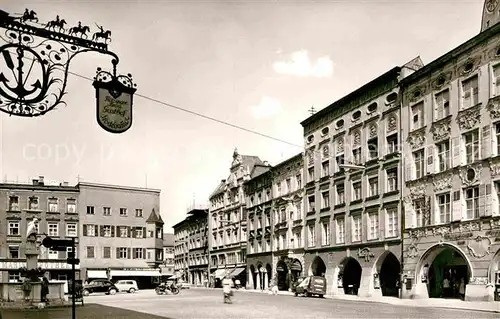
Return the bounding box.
[3,289,495,319]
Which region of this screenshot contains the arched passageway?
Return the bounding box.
[249,265,256,289]
[489,249,500,285]
[378,252,400,297]
[290,259,302,282]
[310,256,326,277]
[419,245,471,299]
[340,257,362,295]
[265,264,272,288]
[276,260,289,291]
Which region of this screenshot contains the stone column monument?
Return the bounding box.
[25,218,40,271]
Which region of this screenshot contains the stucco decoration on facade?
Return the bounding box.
[307,149,314,165]
[431,71,453,90]
[432,172,454,191]
[459,221,482,233]
[405,243,419,259]
[458,56,482,76]
[322,145,329,158]
[407,128,426,150]
[368,123,377,138]
[490,218,500,229]
[407,181,427,199]
[357,247,375,262]
[387,114,397,133]
[486,95,500,119]
[430,118,452,142]
[456,105,481,131]
[458,163,482,187]
[488,157,500,177]
[336,137,344,153]
[431,225,451,237]
[353,130,361,147]
[408,228,427,241]
[408,85,428,103]
[467,236,492,258]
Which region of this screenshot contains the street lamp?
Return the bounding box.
[0,9,136,133]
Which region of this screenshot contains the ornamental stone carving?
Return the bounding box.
[459,164,482,187]
[387,115,397,133]
[369,124,377,138]
[353,130,361,147]
[432,226,451,237]
[407,129,426,150]
[489,158,500,177]
[459,221,481,232]
[430,119,451,142]
[322,145,329,158]
[432,172,453,191]
[337,138,344,153]
[490,218,500,229]
[405,243,419,259]
[486,97,500,119]
[357,247,375,262]
[431,72,452,90]
[467,236,492,258]
[408,182,426,198]
[456,106,481,131]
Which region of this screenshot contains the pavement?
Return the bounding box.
[2,288,496,319]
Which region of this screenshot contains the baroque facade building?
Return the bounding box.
[299,61,422,297]
[0,177,80,282]
[401,1,500,301]
[172,204,209,286]
[208,148,265,288]
[245,153,304,291]
[77,182,164,289]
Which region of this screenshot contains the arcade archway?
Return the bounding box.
[266,264,272,288]
[340,257,362,295]
[289,259,302,282]
[276,260,289,291]
[376,252,400,297]
[418,244,472,299]
[249,265,256,289]
[488,248,500,285]
[310,256,326,277]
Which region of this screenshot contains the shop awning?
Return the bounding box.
[229,267,246,277]
[212,268,231,279]
[290,260,302,272]
[110,270,161,277]
[87,270,107,279]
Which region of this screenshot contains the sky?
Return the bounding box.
[0,0,485,232]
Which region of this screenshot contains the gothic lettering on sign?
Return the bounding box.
[467,236,492,258]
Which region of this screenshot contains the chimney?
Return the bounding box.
[63,181,69,186]
[263,161,269,166]
[38,176,44,185]
[32,179,38,185]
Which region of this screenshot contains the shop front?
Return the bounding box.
[0,260,80,283]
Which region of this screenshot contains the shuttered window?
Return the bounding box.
[462,75,479,109]
[465,187,480,220]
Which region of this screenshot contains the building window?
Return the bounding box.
[9,246,19,259]
[8,222,19,235]
[28,197,39,210]
[368,176,379,197]
[308,167,314,182]
[435,89,450,120]
[336,218,345,243]
[103,225,112,237]
[8,196,19,211]
[66,223,77,237]
[414,199,428,227]
[413,149,425,179]
[411,102,424,130]
[86,246,95,258]
[464,130,480,164]
[321,222,330,246]
[307,224,315,247]
[86,206,94,215]
[386,207,398,238]
[48,198,59,212]
[465,186,480,220]
[351,215,361,242]
[103,207,111,216]
[134,248,144,259]
[308,195,315,212]
[119,226,128,238]
[85,224,97,236]
[367,137,378,160]
[386,134,398,154]
[321,191,330,209]
[66,247,76,258]
[438,193,451,224]
[118,247,128,259]
[336,184,345,205]
[294,232,302,248]
[494,64,500,96]
[496,124,500,156]
[352,181,362,201]
[336,154,345,172]
[286,178,291,193]
[48,223,59,237]
[120,208,127,216]
[296,174,302,189]
[48,249,58,260]
[386,168,398,192]
[67,199,76,213]
[462,75,479,109]
[368,212,379,240]
[437,141,450,172]
[321,161,329,177]
[135,209,143,217]
[353,148,362,165]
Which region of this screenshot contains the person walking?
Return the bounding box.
[458,278,465,300]
[442,277,450,298]
[41,276,49,303]
[222,275,233,304]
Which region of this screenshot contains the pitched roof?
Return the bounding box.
[146,208,164,224]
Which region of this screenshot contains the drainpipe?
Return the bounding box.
[399,79,405,299]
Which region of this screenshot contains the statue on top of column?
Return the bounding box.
[26,218,39,242]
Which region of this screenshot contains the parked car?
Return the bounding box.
[82,279,118,296]
[114,279,139,293]
[294,276,327,298]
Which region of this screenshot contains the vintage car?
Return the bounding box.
[294,275,327,298]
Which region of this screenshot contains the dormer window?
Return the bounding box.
[307,135,314,144]
[367,102,377,113]
[321,127,329,136]
[352,110,361,121]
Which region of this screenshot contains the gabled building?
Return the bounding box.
[208,148,265,287]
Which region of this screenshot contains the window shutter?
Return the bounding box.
[127,248,131,259]
[405,163,413,182]
[99,225,104,237]
[426,145,434,175]
[481,125,491,159]
[94,225,98,236]
[142,248,146,259]
[83,225,87,236]
[451,137,461,168]
[116,247,120,258]
[479,184,486,217]
[143,227,147,238]
[403,201,414,229]
[111,226,115,237]
[452,191,462,221]
[132,248,136,259]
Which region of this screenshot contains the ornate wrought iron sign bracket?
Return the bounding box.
[0,9,137,133]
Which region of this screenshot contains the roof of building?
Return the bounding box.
[146,208,164,224]
[163,233,174,246]
[77,181,161,193]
